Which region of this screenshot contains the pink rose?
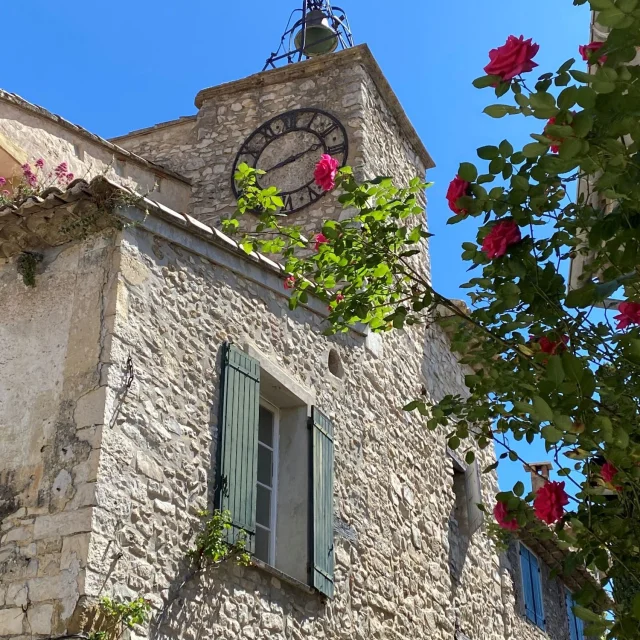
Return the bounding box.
[446,176,471,214]
[534,480,569,525]
[314,233,329,251]
[35,158,45,168]
[615,301,640,330]
[579,42,607,64]
[494,501,519,531]
[484,35,540,82]
[481,220,522,259]
[1,190,9,196]
[283,276,296,290]
[0,177,6,187]
[314,154,340,191]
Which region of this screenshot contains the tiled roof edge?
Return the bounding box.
[0,90,191,185]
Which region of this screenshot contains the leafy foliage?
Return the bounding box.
[224,1,640,635]
[87,596,151,640]
[188,509,251,569]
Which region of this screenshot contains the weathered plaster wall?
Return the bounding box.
[77,216,510,640]
[0,96,191,213]
[0,230,118,637]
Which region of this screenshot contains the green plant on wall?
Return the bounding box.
[188,509,251,570]
[86,596,151,640]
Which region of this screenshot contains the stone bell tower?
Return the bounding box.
[112,41,434,246]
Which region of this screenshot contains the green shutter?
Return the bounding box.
[310,407,335,598]
[217,343,260,553]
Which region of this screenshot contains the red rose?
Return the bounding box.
[283,276,296,290]
[494,501,519,531]
[537,335,569,355]
[545,117,562,154]
[601,462,618,484]
[615,301,640,330]
[533,480,569,525]
[446,176,471,214]
[335,293,345,303]
[481,220,522,259]
[579,42,607,64]
[314,154,340,191]
[314,233,329,251]
[484,35,540,82]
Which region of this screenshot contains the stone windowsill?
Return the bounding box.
[250,558,317,596]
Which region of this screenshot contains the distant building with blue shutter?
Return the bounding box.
[0,4,605,640]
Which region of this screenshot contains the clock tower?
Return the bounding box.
[112,40,433,258]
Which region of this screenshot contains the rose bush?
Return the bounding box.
[226,1,640,634]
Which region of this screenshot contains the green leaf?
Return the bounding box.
[477,145,500,160]
[499,140,514,156]
[573,606,602,623]
[473,75,500,89]
[522,142,548,158]
[554,414,573,432]
[546,356,565,386]
[597,7,627,26]
[458,162,478,182]
[529,91,557,110]
[514,481,525,497]
[484,105,519,118]
[542,425,563,444]
[557,86,578,110]
[565,282,596,308]
[558,136,584,159]
[532,396,554,422]
[576,86,597,109]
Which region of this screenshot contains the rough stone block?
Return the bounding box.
[136,451,165,482]
[27,603,54,635]
[33,508,93,540]
[0,608,24,635]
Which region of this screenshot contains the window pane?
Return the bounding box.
[257,444,273,487]
[256,485,271,528]
[255,527,270,563]
[259,406,274,447]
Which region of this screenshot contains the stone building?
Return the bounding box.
[0,30,596,640]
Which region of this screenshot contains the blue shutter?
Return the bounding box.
[520,545,546,629]
[529,552,546,629]
[520,546,537,623]
[566,590,579,640]
[217,343,260,553]
[310,407,335,598]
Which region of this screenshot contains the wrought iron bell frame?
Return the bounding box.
[263,0,354,70]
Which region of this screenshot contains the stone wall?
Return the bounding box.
[0,229,120,637]
[76,210,507,640]
[0,93,191,213]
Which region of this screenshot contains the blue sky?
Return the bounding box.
[2,0,591,492]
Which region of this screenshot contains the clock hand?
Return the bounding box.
[264,143,322,173]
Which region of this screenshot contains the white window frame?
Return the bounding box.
[257,398,280,566]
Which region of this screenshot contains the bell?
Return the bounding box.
[294,9,339,57]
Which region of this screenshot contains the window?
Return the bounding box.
[255,403,279,564]
[520,544,546,629]
[566,589,585,640]
[217,343,335,597]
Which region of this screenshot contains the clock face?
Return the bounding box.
[232,108,348,215]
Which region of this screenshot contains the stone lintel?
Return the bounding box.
[194,44,435,171]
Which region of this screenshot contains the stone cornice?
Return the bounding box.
[194,45,435,171]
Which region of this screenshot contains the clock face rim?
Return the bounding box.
[231,108,349,215]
